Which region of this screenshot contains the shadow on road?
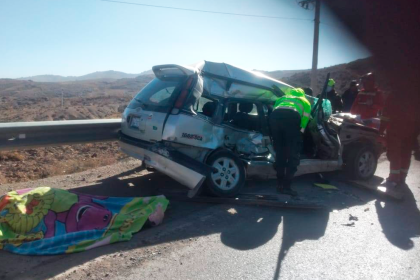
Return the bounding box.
[375,183,420,250]
[272,211,329,280]
[219,211,281,251]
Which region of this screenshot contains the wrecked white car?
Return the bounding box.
[119,62,383,197]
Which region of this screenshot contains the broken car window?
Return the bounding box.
[195,96,216,118]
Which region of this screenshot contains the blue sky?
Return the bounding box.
[0,0,370,78]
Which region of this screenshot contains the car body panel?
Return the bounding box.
[120,141,205,189]
[122,107,168,143]
[329,113,383,156]
[119,62,382,192]
[119,132,212,190]
[162,113,225,149]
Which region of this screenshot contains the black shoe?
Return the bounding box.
[279,188,298,197]
[276,177,284,192]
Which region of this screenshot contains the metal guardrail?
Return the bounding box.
[0,119,121,151]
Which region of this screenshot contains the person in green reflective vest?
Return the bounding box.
[269,88,311,196]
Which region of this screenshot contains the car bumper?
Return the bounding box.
[118,131,211,190]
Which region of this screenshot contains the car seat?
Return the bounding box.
[202,102,216,117]
[232,102,258,131]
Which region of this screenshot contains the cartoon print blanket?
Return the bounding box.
[0,187,169,255]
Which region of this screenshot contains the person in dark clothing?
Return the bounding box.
[342,80,359,112]
[303,87,313,96]
[317,79,343,113]
[269,88,311,196]
[270,110,302,196]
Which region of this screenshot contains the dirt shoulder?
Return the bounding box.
[0,142,128,184]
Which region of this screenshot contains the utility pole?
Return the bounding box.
[298,0,321,93]
[311,0,321,93]
[61,89,64,108]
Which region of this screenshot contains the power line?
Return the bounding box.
[101,0,314,21]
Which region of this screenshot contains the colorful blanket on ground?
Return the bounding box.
[0,187,169,255]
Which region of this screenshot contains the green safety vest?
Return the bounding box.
[273,88,312,132]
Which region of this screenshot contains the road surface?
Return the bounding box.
[0,157,419,280]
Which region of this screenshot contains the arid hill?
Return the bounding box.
[268,57,387,95]
[0,74,154,122]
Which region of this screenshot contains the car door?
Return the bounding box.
[162,94,225,150]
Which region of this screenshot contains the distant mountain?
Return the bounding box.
[15,57,377,93]
[78,70,140,81]
[17,75,73,83]
[137,69,154,75]
[18,70,141,83]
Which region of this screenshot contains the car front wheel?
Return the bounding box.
[345,145,378,180]
[205,150,246,197]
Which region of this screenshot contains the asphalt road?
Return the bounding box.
[0,157,419,280]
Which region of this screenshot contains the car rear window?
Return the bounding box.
[128,78,181,111]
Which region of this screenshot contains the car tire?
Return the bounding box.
[344,145,377,180]
[141,160,155,172]
[205,150,246,197]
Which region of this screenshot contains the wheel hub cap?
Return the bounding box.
[211,157,240,190]
[358,151,375,177]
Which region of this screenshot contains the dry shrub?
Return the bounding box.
[0,151,24,161]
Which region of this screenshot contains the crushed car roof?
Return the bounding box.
[195,61,294,102]
[153,61,295,102]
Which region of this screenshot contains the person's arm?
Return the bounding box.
[342,90,349,99]
[335,94,343,112]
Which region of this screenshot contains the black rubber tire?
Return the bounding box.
[344,145,378,180]
[146,166,155,172]
[205,150,246,197]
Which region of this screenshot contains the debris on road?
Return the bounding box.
[0,187,168,255]
[349,214,359,221]
[314,183,338,190]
